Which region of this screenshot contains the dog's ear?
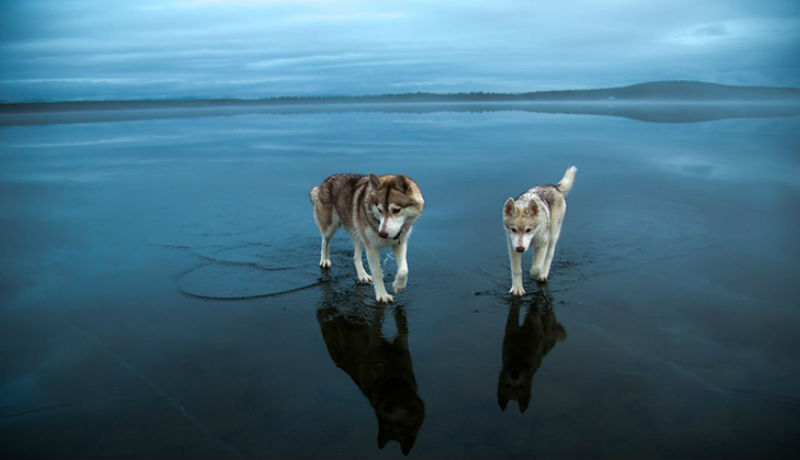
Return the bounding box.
[377,425,390,449]
[399,435,416,456]
[369,173,380,189]
[518,394,531,413]
[394,174,409,192]
[503,197,515,217]
[498,392,509,411]
[528,200,538,216]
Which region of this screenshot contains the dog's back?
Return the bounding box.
[523,165,577,216]
[310,173,367,232]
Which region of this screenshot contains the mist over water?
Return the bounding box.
[1,105,799,458]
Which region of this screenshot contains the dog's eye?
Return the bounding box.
[391,207,401,215]
[510,228,517,233]
[525,228,531,233]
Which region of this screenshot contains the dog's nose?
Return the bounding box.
[515,246,525,253]
[379,230,389,238]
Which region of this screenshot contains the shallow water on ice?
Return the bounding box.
[1,105,799,458]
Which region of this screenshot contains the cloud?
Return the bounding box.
[246,53,369,69]
[278,11,407,24]
[174,0,361,7]
[1,0,799,101]
[693,23,728,37]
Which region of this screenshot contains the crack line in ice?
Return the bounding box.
[151,241,304,270]
[0,402,78,421]
[40,296,244,459]
[189,257,304,271]
[179,280,322,301]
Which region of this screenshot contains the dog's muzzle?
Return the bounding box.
[515,246,525,253]
[378,227,403,240]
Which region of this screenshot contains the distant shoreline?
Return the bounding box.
[2,99,800,126]
[4,99,800,114]
[2,80,800,110]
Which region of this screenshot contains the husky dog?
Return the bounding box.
[503,166,577,296]
[310,173,425,303]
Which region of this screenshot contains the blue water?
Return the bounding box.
[1,104,799,458]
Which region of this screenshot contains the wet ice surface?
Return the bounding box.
[1,105,799,458]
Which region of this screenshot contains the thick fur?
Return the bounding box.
[498,292,566,413]
[317,303,424,455]
[310,173,425,303]
[503,166,576,296]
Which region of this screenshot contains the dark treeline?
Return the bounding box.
[2,81,800,112]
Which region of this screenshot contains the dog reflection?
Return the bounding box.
[317,301,424,455]
[498,290,566,413]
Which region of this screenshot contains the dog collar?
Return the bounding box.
[393,228,404,240]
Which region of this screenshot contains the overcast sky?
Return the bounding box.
[1,0,799,101]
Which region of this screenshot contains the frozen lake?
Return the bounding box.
[1,102,799,458]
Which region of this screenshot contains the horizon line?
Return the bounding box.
[2,80,800,106]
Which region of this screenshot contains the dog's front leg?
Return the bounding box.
[391,240,408,294]
[365,247,394,303]
[540,226,562,281]
[508,243,525,296]
[530,242,547,281]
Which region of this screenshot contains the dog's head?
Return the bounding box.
[503,197,542,253]
[368,173,424,240]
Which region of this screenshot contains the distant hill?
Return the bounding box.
[345,81,800,103]
[514,81,800,101]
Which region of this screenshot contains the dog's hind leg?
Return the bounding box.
[530,243,547,281]
[540,235,559,281]
[353,239,372,283]
[315,207,340,269]
[540,213,564,281]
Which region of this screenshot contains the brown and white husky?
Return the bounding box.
[310,173,425,303]
[503,166,577,296]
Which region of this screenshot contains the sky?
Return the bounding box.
[1,0,799,102]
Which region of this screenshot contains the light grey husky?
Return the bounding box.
[503,166,577,296]
[310,173,425,303]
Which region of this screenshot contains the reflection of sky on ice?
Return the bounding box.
[1,107,799,457]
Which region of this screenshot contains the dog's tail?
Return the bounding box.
[556,166,577,195]
[309,186,320,205]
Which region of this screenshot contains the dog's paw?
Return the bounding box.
[319,259,331,269]
[509,285,526,297]
[392,274,407,294]
[357,273,373,283]
[536,275,548,283]
[375,292,394,303]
